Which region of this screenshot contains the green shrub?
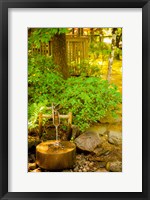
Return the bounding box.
[28,54,58,74]
[59,76,121,131]
[28,54,64,104]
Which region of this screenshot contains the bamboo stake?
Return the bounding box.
[38,112,43,137]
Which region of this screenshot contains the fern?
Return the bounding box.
[28,101,50,131]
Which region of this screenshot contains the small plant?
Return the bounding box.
[28,101,49,133]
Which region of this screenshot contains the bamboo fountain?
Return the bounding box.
[36,104,76,170]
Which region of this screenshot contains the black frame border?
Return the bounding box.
[0,0,150,200]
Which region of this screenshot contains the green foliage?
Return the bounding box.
[28,54,64,104]
[28,46,122,133]
[28,54,64,132]
[28,101,49,131]
[89,41,111,60]
[114,47,122,60]
[28,54,58,74]
[59,76,121,131]
[70,59,101,77]
[28,28,69,49]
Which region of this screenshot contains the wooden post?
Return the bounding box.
[68,112,72,126]
[39,112,43,138]
[67,112,72,139]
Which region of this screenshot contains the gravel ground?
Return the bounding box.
[28,153,108,172]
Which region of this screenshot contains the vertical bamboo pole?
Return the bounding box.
[39,112,43,138]
[68,112,72,126]
[67,112,72,139]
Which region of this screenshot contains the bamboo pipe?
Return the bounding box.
[38,111,72,135]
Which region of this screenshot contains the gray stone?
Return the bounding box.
[98,162,106,168]
[96,168,108,172]
[93,147,103,156]
[93,147,111,156]
[106,161,122,172]
[108,131,122,145]
[86,126,108,136]
[28,162,37,170]
[31,168,42,172]
[74,131,101,152]
[71,125,80,139]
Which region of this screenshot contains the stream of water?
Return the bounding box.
[55,126,59,141]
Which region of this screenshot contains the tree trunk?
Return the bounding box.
[52,33,69,79]
[107,51,114,83]
[107,28,116,83]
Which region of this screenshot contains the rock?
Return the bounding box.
[86,167,90,171]
[93,167,97,171]
[96,168,108,172]
[93,147,110,156]
[96,148,122,163]
[106,161,122,172]
[89,162,94,167]
[89,157,102,162]
[63,169,73,172]
[93,147,102,155]
[28,154,36,163]
[31,168,41,172]
[74,132,101,152]
[98,162,106,168]
[108,122,122,132]
[93,139,114,156]
[108,131,122,145]
[71,125,80,140]
[73,167,79,172]
[86,126,108,136]
[83,168,87,172]
[28,136,41,149]
[28,162,37,170]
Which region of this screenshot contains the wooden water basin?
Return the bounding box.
[36,140,76,170]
